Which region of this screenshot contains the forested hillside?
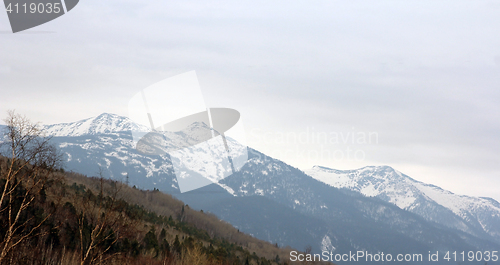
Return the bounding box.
[1,155,328,265]
[0,111,329,265]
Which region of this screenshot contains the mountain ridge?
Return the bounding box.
[15,113,500,264]
[306,165,500,244]
[43,113,150,137]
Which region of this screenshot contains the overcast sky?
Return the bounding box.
[1,0,500,201]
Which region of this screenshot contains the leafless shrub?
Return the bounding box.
[0,110,62,264]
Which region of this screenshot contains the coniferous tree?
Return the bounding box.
[159,228,167,241]
[173,235,181,254]
[143,227,158,250]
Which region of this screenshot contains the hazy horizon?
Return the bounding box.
[1,0,499,201]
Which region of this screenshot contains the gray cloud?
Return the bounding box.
[0,0,499,200]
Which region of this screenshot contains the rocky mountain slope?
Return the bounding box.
[306,165,500,245]
[17,113,500,264]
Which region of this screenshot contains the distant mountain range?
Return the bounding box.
[4,113,497,264]
[306,166,500,245]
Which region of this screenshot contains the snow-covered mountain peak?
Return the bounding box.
[307,165,408,195]
[306,165,500,241]
[311,165,396,174]
[43,113,150,137]
[28,112,500,250]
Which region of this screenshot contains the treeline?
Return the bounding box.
[0,111,330,265]
[0,157,294,265]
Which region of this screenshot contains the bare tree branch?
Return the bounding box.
[0,110,62,264]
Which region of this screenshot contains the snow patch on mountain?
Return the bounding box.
[306,165,500,243]
[43,113,150,137]
[413,181,500,219]
[43,113,249,195]
[306,166,418,209]
[321,235,336,252]
[218,183,236,195]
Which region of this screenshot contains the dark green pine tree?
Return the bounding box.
[159,228,167,241]
[173,235,182,254]
[160,239,170,256]
[143,227,159,256]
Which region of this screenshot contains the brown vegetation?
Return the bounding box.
[0,111,331,265]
